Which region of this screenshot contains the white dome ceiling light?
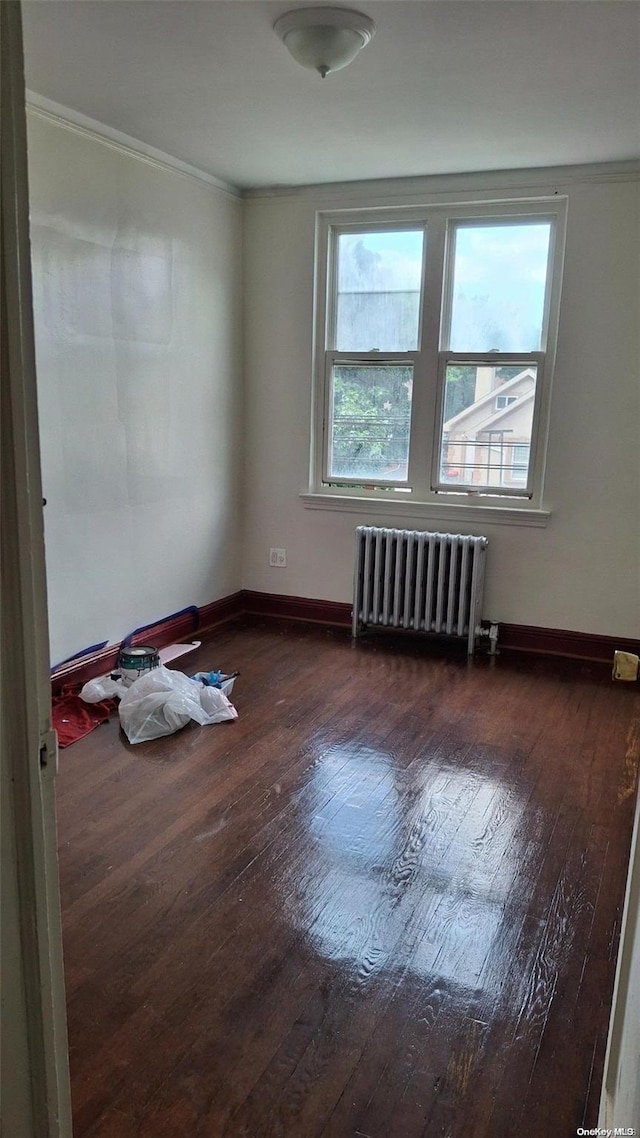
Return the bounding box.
[274,7,376,79]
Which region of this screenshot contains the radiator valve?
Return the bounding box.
[477,622,499,655]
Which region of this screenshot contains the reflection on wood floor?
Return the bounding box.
[56,620,640,1137]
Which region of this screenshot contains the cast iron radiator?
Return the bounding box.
[352,526,489,655]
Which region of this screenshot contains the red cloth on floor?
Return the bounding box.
[52,685,116,748]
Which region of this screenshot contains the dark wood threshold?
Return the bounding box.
[51,589,637,692]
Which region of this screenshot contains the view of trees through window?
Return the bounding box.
[330,231,420,481]
[329,363,413,481]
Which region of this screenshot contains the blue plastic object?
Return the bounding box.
[51,641,108,674]
[120,604,199,649]
[191,670,224,688]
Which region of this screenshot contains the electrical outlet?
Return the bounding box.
[269,548,287,567]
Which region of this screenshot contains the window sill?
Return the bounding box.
[300,492,551,528]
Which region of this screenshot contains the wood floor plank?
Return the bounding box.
[55,621,640,1137]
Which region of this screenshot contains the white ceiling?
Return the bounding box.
[22,0,640,191]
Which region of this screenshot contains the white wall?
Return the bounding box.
[27,112,243,663]
[242,170,640,638]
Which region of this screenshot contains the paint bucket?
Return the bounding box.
[118,645,160,687]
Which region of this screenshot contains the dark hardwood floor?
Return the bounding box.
[56,620,640,1137]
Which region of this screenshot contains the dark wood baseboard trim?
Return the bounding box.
[496,622,639,665]
[241,594,637,665]
[50,588,637,692]
[199,592,246,634]
[241,590,352,628]
[51,642,126,693]
[51,592,245,693]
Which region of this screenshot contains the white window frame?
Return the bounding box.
[308,198,567,522]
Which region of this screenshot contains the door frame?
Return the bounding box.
[1,2,72,1134]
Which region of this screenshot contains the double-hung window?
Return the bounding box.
[312,199,566,516]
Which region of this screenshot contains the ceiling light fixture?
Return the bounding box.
[274,7,376,79]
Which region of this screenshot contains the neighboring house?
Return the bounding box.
[442,366,536,489]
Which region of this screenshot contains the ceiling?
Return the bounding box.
[22,0,640,191]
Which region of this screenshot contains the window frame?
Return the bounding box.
[310,197,567,516]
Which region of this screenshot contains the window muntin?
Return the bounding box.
[334,229,425,352]
[315,200,565,510]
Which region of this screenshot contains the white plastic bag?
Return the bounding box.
[80,675,127,703]
[191,671,237,698]
[118,664,237,745]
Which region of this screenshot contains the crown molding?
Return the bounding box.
[243,159,640,201]
[25,93,639,204]
[25,91,241,200]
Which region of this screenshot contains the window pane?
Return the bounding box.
[328,363,413,482]
[335,230,424,351]
[448,222,551,352]
[438,363,537,490]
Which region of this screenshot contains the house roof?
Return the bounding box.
[469,389,534,435]
[443,368,535,433]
